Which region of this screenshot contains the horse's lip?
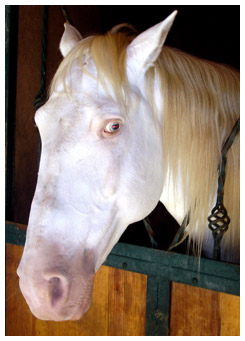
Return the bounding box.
[69,281,94,321]
[69,298,92,321]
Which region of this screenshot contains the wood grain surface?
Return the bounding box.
[170,281,240,336]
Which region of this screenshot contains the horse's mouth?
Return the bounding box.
[70,297,92,321]
[26,290,93,322]
[69,285,94,321]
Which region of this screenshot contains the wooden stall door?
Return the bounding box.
[6,243,240,336]
[170,282,240,336]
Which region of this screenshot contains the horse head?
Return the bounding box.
[17,12,177,321]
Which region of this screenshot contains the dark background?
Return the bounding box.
[89,5,240,69]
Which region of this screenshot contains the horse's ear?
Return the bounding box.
[126,11,177,75]
[60,23,83,58]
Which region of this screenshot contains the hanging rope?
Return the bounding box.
[61,6,73,25]
[33,5,48,111]
[143,217,158,248]
[33,6,72,165]
[33,5,48,166]
[33,5,72,111]
[168,213,189,252]
[208,118,240,260]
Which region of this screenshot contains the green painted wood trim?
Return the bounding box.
[6,222,26,246]
[146,276,171,336]
[105,243,239,296]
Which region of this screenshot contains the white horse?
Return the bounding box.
[17,11,240,321]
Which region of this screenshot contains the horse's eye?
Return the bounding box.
[104,122,121,134]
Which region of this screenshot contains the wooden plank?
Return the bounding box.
[170,281,240,336]
[6,243,34,335]
[219,291,240,336]
[107,266,147,335]
[6,243,147,336]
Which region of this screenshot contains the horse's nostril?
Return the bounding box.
[49,276,68,308]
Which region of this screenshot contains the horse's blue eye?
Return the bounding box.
[104,122,121,133]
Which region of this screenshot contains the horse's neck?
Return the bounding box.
[159,166,215,257]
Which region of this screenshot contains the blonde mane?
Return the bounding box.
[50,26,240,261]
[156,48,239,260]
